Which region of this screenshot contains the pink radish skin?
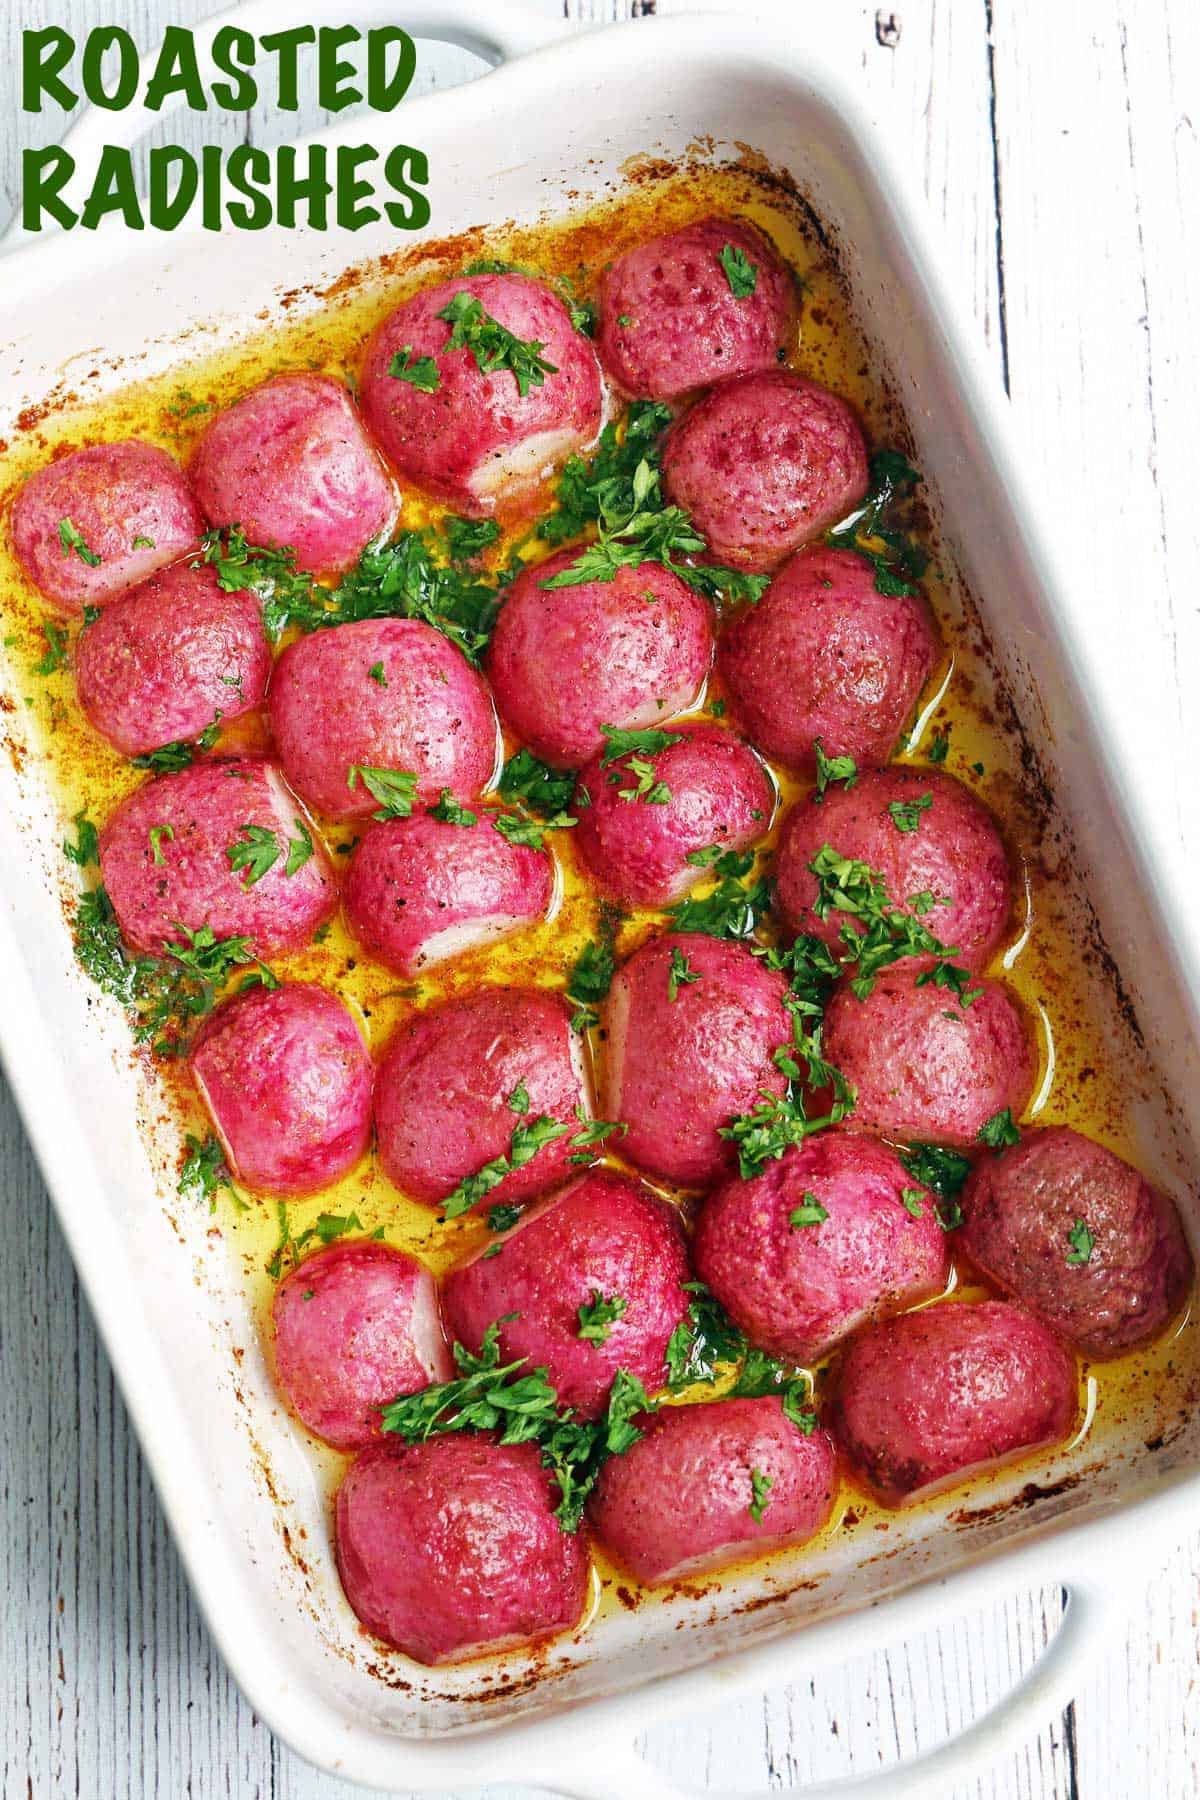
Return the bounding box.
[486,551,713,769]
[272,1240,452,1450]
[335,1437,589,1664]
[601,932,792,1188]
[960,1126,1194,1358]
[360,272,602,518]
[442,1170,691,1421]
[99,756,336,956]
[693,1134,950,1363]
[831,1301,1078,1507]
[573,722,774,908]
[823,971,1035,1151]
[190,981,374,1198]
[718,547,937,773]
[268,616,499,822]
[775,766,1011,969]
[342,812,552,978]
[190,373,396,575]
[12,440,203,614]
[589,1397,837,1585]
[74,559,270,758]
[661,370,868,572]
[375,986,588,1210]
[597,216,798,401]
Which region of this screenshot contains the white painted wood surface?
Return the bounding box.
[2,0,1199,1795]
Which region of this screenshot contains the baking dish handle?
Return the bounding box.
[539,1575,1117,1800]
[1,0,569,253]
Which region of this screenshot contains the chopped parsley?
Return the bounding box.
[901,1186,927,1219]
[577,1290,628,1345]
[826,448,927,597]
[900,1141,971,1200]
[568,1108,628,1165]
[195,528,315,643]
[613,756,671,805]
[443,516,501,563]
[492,808,573,850]
[813,738,858,800]
[266,1204,365,1280]
[63,809,99,867]
[166,388,210,422]
[977,1108,1021,1150]
[1066,1217,1095,1266]
[806,843,973,1002]
[565,927,617,1032]
[177,1132,242,1213]
[71,885,275,1058]
[34,622,70,675]
[284,819,314,876]
[789,1193,828,1228]
[498,748,578,820]
[599,724,683,766]
[57,518,101,566]
[131,716,221,773]
[508,1079,530,1115]
[347,764,418,820]
[486,1202,522,1234]
[667,945,699,1002]
[537,399,673,547]
[928,730,950,764]
[665,1283,815,1429]
[718,242,759,297]
[387,345,441,391]
[437,290,558,397]
[148,823,174,866]
[380,1319,651,1531]
[226,824,280,887]
[428,789,478,827]
[748,1466,774,1523]
[367,661,388,686]
[441,1114,571,1220]
[888,793,933,833]
[670,846,770,941]
[131,534,156,551]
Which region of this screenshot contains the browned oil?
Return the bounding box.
[0,163,1192,1644]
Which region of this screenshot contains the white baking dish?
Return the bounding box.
[1,5,1198,1795]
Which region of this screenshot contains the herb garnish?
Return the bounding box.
[669,846,771,941]
[428,789,478,827]
[498,748,578,820]
[441,1114,571,1221]
[346,765,418,820]
[978,1108,1021,1150]
[34,622,70,675]
[226,824,280,888]
[806,844,973,1002]
[888,793,933,833]
[131,716,221,773]
[789,1193,828,1228]
[718,243,759,297]
[437,290,558,397]
[667,946,698,1002]
[928,730,950,765]
[600,725,683,766]
[387,345,441,391]
[812,738,858,800]
[380,1319,651,1531]
[748,1466,774,1522]
[1066,1217,1095,1266]
[826,448,927,597]
[665,1283,816,1429]
[63,810,99,867]
[266,1204,366,1281]
[577,1290,628,1345]
[178,1132,243,1212]
[568,1108,628,1165]
[565,926,618,1032]
[57,518,101,566]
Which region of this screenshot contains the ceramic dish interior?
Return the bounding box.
[0,13,1197,1775]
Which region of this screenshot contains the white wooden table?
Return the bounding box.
[2,1,1199,1794]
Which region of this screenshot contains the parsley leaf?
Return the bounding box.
[57,518,101,566]
[537,400,673,547]
[599,724,683,766]
[566,926,618,1032]
[613,755,671,805]
[347,764,418,820]
[492,808,573,850]
[670,847,770,941]
[498,748,578,820]
[428,789,478,827]
[888,792,933,833]
[131,716,221,773]
[826,448,927,597]
[978,1108,1020,1150]
[437,290,558,397]
[665,1282,815,1426]
[813,738,858,800]
[387,345,441,391]
[1066,1217,1095,1265]
[148,823,174,865]
[195,527,316,643]
[928,729,950,765]
[442,1115,571,1220]
[719,242,759,297]
[368,661,388,686]
[900,1142,971,1200]
[748,1466,774,1522]
[63,810,99,867]
[667,945,699,1002]
[227,824,279,887]
[444,516,500,562]
[577,1290,628,1345]
[178,1132,243,1213]
[901,1186,928,1219]
[34,621,70,675]
[806,842,975,1002]
[568,1107,628,1165]
[789,1193,828,1228]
